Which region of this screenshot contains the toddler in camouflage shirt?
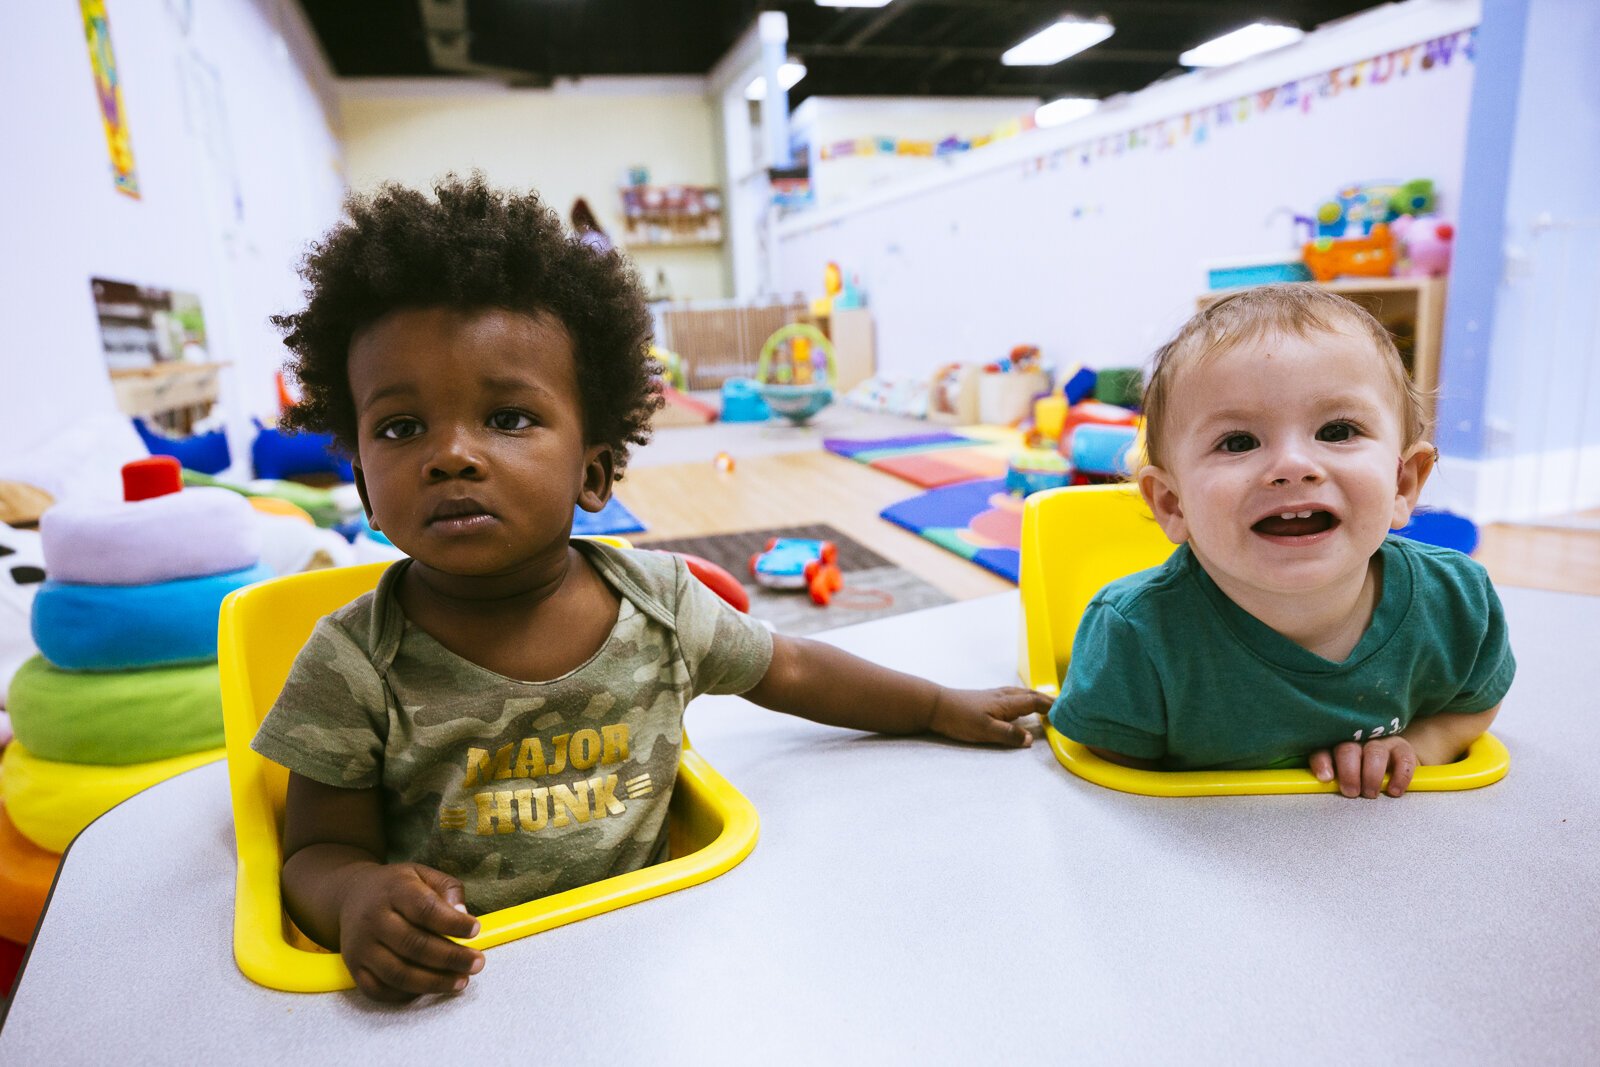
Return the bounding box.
[253,175,1049,1002]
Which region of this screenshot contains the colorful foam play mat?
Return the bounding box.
[879,481,1480,587]
[636,523,951,637]
[572,495,647,537]
[880,478,1022,583]
[823,429,1017,489]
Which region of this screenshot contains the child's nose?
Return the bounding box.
[1265,444,1325,487]
[426,427,483,479]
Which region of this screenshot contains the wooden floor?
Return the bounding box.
[1477,518,1600,597]
[616,451,1600,600]
[616,451,1011,601]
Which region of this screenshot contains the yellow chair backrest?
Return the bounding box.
[1017,482,1175,694]
[218,537,759,992]
[220,561,392,830]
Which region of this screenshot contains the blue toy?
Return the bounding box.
[720,378,771,423]
[251,419,354,482]
[748,537,843,605]
[1006,449,1072,498]
[1060,365,1097,406]
[132,418,232,475]
[1396,508,1479,555]
[1068,423,1140,477]
[1313,179,1436,238]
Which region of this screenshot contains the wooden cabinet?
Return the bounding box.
[816,306,876,394]
[1198,278,1445,433]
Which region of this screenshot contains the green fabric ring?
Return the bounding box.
[6,655,224,765]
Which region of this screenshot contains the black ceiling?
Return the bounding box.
[298,0,1383,108]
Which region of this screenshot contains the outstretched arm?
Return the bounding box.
[282,773,484,1001]
[741,633,1048,746]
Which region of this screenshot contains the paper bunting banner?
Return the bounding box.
[816,28,1474,168]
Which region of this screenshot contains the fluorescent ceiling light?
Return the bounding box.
[1001,17,1114,66]
[1179,22,1304,67]
[815,0,894,8]
[1034,96,1100,128]
[745,61,807,101]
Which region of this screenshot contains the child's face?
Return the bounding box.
[1138,328,1434,605]
[346,307,612,577]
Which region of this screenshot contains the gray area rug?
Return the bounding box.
[634,523,953,637]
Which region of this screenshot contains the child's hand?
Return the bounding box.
[337,862,486,1002]
[1309,736,1418,798]
[928,686,1049,748]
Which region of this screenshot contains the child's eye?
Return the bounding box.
[378,418,422,440]
[1317,421,1360,442]
[489,410,534,431]
[1219,433,1258,453]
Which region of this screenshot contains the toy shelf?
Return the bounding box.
[109,360,230,435]
[619,184,724,247]
[1198,277,1445,434]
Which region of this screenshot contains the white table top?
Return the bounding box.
[3,586,1597,1064]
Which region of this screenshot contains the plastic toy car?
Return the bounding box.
[748,537,844,606]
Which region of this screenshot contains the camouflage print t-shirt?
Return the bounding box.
[251,540,773,915]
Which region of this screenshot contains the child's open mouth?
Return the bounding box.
[1251,509,1338,538]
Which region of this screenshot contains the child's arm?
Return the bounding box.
[282,773,485,1002]
[741,633,1048,745]
[1309,704,1500,799]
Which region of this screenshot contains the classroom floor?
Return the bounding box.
[618,407,1600,601]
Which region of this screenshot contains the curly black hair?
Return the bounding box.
[273,173,660,476]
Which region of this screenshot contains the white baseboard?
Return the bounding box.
[1425,445,1600,523]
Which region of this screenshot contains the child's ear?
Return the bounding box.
[352,463,379,530]
[1138,465,1189,545]
[576,444,615,514]
[1391,441,1438,529]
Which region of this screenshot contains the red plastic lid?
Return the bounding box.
[122,456,183,502]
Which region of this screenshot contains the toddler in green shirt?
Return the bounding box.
[1050,284,1513,795]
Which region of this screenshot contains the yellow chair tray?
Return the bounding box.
[1045,723,1510,796]
[219,543,759,994]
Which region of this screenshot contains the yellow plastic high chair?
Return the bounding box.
[218,540,759,993]
[1017,483,1509,796]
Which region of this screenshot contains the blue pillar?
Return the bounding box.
[1435,0,1530,458]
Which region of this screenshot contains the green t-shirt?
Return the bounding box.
[1048,536,1515,770]
[251,540,774,914]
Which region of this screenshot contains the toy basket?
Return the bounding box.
[756,323,837,424]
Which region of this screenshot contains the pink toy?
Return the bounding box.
[1391,215,1454,278]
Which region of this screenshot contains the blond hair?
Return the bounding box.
[1141,283,1426,469]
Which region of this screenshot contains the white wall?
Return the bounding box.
[339,79,730,301]
[772,0,1479,386]
[0,0,344,484]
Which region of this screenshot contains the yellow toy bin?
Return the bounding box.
[218,541,759,994]
[1018,483,1509,796]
